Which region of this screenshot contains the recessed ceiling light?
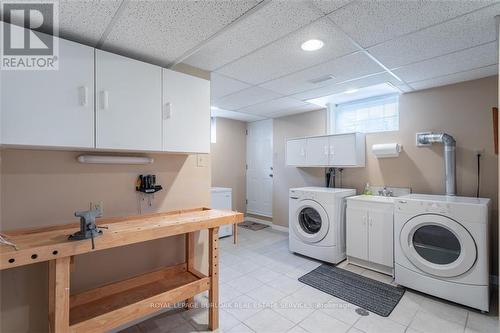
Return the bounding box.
[345,89,359,94]
[210,106,220,110]
[301,39,324,51]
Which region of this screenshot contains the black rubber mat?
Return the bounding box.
[298,264,405,317]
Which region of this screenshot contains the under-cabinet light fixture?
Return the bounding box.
[77,155,154,165]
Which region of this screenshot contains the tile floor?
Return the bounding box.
[120,227,499,333]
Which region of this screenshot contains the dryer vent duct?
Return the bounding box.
[416,132,456,196]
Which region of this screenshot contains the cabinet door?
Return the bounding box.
[286,139,306,166]
[346,206,368,260]
[368,207,394,267]
[306,136,329,166]
[329,133,357,166]
[162,69,210,153]
[1,28,94,148]
[95,50,162,151]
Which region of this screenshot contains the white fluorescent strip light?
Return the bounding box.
[77,155,154,165]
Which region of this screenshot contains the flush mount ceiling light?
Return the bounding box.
[301,39,324,51]
[345,88,359,94]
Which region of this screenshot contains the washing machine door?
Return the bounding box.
[294,200,329,244]
[399,214,477,277]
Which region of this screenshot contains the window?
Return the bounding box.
[329,94,399,134]
[210,117,217,143]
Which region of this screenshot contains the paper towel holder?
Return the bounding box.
[372,143,402,158]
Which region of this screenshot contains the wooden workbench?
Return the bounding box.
[0,207,244,333]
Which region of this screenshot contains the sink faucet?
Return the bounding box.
[378,186,394,197]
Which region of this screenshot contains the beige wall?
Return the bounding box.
[0,150,211,332]
[272,76,499,274]
[273,109,327,227]
[211,117,247,213]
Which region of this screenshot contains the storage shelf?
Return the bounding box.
[69,264,210,333]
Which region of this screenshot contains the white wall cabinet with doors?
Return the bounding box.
[162,69,210,153]
[286,133,365,167]
[95,50,162,151]
[346,197,394,275]
[1,24,95,148]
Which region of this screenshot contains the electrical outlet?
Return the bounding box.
[90,201,104,214]
[197,154,209,167]
[474,148,485,155]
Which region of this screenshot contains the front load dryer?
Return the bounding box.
[289,187,356,264]
[394,194,490,312]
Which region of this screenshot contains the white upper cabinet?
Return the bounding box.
[306,136,329,166]
[1,27,95,148]
[95,50,162,151]
[286,133,365,167]
[286,138,307,166]
[162,69,210,153]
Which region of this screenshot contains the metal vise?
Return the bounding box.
[68,208,104,249]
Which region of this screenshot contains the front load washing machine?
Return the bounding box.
[289,187,356,264]
[394,194,490,312]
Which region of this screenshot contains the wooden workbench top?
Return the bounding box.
[0,207,243,270]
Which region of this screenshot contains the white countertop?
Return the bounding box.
[346,195,395,204]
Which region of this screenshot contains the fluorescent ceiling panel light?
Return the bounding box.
[210,106,220,110]
[309,74,336,84]
[301,39,324,51]
[306,83,400,107]
[77,155,154,165]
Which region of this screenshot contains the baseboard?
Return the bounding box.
[245,216,289,233]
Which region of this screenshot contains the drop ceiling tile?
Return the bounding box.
[237,97,320,116]
[393,42,497,83]
[184,1,323,71]
[291,72,404,101]
[409,65,498,91]
[216,17,358,84]
[260,51,383,95]
[328,0,495,48]
[311,0,353,15]
[213,87,283,111]
[101,0,258,65]
[269,103,325,118]
[368,4,500,68]
[211,73,252,100]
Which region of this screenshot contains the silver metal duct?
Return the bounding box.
[416,132,456,196]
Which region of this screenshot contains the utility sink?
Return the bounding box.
[347,195,396,203]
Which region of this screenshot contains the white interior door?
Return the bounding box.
[246,119,273,217]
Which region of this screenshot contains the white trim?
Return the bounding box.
[245,216,288,233]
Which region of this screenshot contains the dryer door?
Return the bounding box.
[294,199,330,244]
[399,214,477,277]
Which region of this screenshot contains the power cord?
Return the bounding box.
[476,152,481,198]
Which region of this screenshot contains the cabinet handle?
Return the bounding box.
[100,90,109,110]
[79,86,88,106]
[362,216,367,225]
[163,103,171,119]
[369,217,373,227]
[300,147,305,156]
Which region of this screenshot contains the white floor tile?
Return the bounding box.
[227,275,264,294]
[249,267,284,284]
[354,315,406,333]
[360,269,394,285]
[387,292,420,326]
[466,311,499,333]
[224,294,264,321]
[419,297,469,326]
[220,309,242,331]
[266,275,303,295]
[227,323,255,333]
[298,310,351,333]
[244,308,296,333]
[409,310,465,333]
[286,325,310,333]
[338,263,365,275]
[138,311,188,332]
[220,266,244,284]
[273,295,316,324]
[291,285,332,306]
[220,283,244,305]
[320,298,362,325]
[246,284,286,305]
[230,259,261,274]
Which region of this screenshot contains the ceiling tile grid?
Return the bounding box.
[409,64,498,91]
[327,0,496,48]
[215,17,359,84]
[212,86,283,111]
[393,42,498,83]
[367,4,500,68]
[183,0,324,71]
[310,0,353,15]
[237,96,322,115]
[260,51,384,95]
[210,72,252,100]
[101,0,259,66]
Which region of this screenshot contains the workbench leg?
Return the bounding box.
[208,227,219,330]
[48,257,71,333]
[233,223,238,245]
[184,232,195,310]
